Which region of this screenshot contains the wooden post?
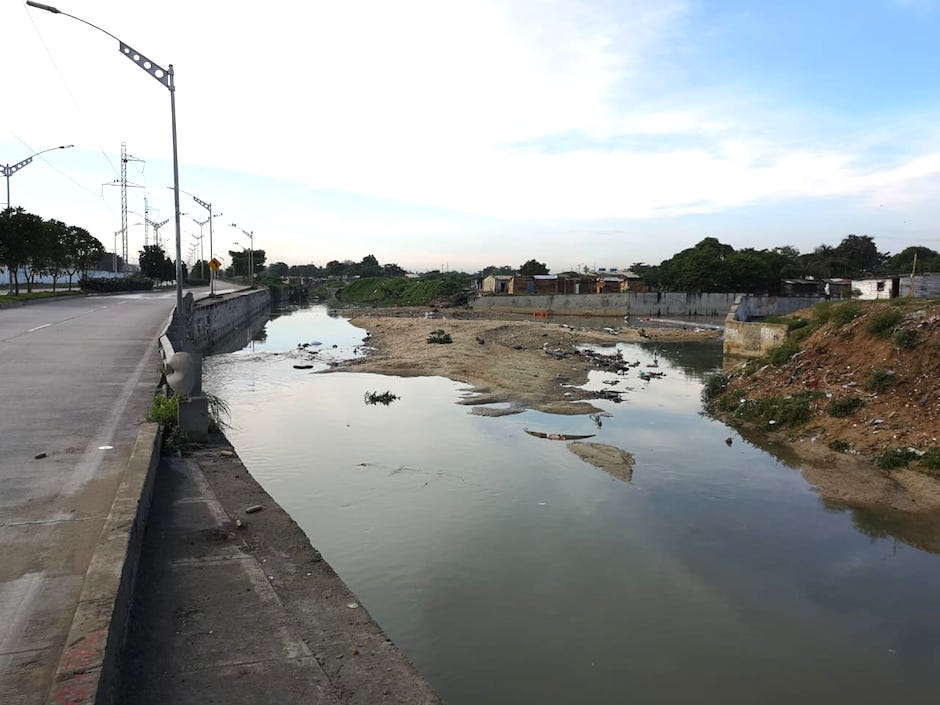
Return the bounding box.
[909,252,917,299]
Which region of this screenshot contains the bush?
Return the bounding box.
[865,368,897,393]
[865,308,903,337]
[831,301,863,327]
[766,326,811,366]
[147,391,179,426]
[701,372,729,403]
[82,276,154,292]
[828,440,851,453]
[828,396,863,418]
[364,390,399,405]
[893,328,918,349]
[427,329,453,344]
[877,448,917,470]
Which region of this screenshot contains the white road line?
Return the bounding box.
[25,323,51,333]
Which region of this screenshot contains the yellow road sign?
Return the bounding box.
[209,257,222,271]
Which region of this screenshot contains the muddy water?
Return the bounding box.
[204,305,940,705]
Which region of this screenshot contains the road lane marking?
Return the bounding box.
[26,323,51,333]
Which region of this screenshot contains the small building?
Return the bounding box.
[509,274,559,295]
[852,277,899,300]
[481,274,512,294]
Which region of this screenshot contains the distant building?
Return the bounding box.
[852,277,899,300]
[481,274,512,294]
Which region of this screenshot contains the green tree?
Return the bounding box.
[140,244,167,281]
[383,262,407,278]
[359,254,383,277]
[834,234,885,276]
[0,207,44,295]
[267,261,289,278]
[519,259,549,276]
[64,226,103,286]
[888,246,940,274]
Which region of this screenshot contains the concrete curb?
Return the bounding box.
[45,423,162,705]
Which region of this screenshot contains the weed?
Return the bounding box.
[147,391,179,425]
[865,368,897,393]
[865,308,903,337]
[733,392,821,426]
[364,390,399,405]
[877,448,917,470]
[828,440,851,453]
[207,393,231,433]
[919,448,940,478]
[812,301,833,325]
[427,329,453,344]
[828,396,863,418]
[893,328,918,349]
[766,326,811,366]
[831,301,863,327]
[701,372,729,403]
[765,315,809,332]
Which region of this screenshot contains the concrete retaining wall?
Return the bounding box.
[723,298,790,358]
[190,289,271,353]
[471,292,741,317]
[732,296,821,321]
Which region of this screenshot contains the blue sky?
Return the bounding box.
[2,0,939,273]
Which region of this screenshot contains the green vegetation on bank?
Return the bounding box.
[322,272,472,308]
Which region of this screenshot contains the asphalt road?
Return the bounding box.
[0,291,182,704]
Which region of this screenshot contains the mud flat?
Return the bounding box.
[342,313,720,415]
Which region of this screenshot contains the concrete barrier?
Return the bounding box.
[190,288,271,351]
[723,297,789,359]
[46,424,161,705]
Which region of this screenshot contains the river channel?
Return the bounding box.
[203,303,940,705]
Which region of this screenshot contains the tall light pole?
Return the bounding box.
[28,1,184,318]
[191,230,205,279]
[229,223,255,287]
[176,188,221,295]
[3,144,74,210]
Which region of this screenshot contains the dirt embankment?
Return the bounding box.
[342,312,720,415]
[715,301,940,516]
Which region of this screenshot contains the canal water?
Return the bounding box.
[203,304,940,705]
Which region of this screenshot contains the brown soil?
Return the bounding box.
[718,301,940,519]
[341,312,720,415]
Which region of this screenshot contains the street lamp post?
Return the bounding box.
[229,224,255,287]
[191,231,205,279]
[27,1,184,318]
[2,144,74,210]
[176,188,220,296]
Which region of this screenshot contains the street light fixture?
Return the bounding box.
[27,1,185,318]
[2,144,74,210]
[229,223,255,287]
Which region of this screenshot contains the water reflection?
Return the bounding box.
[203,305,940,705]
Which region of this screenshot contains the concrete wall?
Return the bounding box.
[733,295,821,321]
[471,292,742,317]
[723,297,790,358]
[190,288,271,353]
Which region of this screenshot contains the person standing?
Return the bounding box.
[824,281,831,301]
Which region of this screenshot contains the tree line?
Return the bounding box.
[1,207,105,295]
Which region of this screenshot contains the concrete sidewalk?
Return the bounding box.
[119,440,441,705]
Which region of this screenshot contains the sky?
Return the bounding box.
[2,0,939,274]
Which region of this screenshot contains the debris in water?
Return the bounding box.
[364,391,399,405]
[245,505,263,514]
[525,428,595,441]
[34,452,47,460]
[293,364,314,369]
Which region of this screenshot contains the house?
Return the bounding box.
[899,272,940,298]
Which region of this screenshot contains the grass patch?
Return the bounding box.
[828,396,863,418]
[701,372,729,403]
[0,289,83,302]
[427,328,453,344]
[828,440,851,453]
[877,448,917,470]
[831,300,863,328]
[766,325,812,366]
[865,307,904,337]
[893,328,918,349]
[865,367,897,393]
[732,392,822,427]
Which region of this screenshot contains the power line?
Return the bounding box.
[24,7,120,180]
